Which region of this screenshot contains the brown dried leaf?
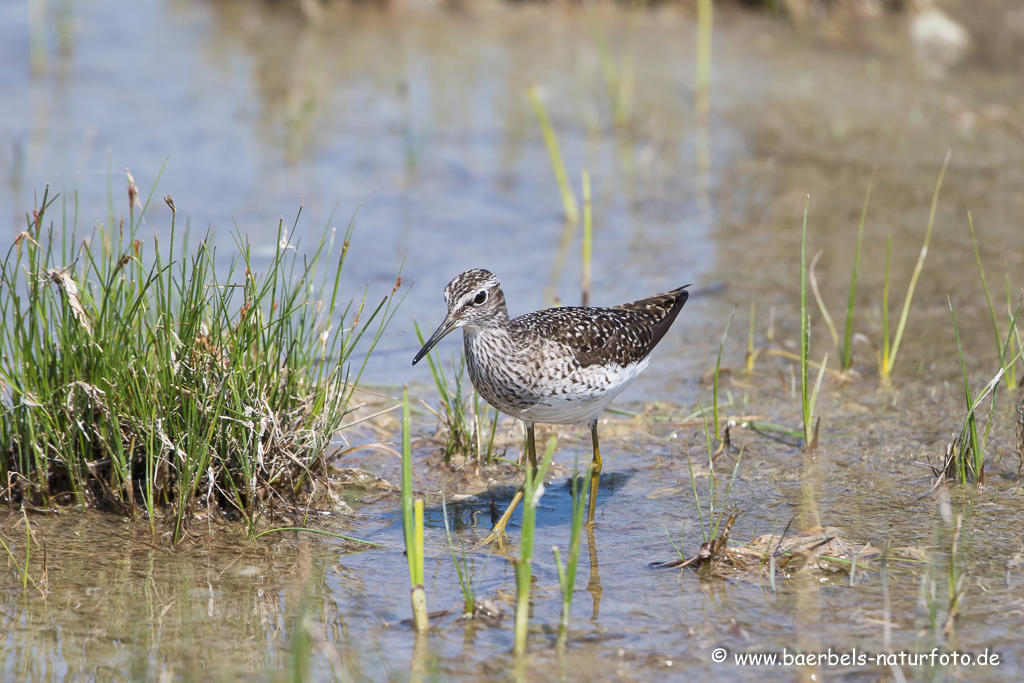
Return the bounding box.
[46,267,92,334]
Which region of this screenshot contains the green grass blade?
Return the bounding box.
[527,86,579,224]
[968,212,1003,363]
[414,498,425,587]
[441,492,474,616]
[515,434,558,654]
[800,198,811,446]
[1007,277,1021,387]
[948,298,979,482]
[401,386,416,586]
[713,305,737,441]
[842,172,872,371]
[582,168,592,306]
[881,234,892,378]
[710,445,744,539]
[807,353,828,446]
[694,0,713,118]
[809,249,839,352]
[887,151,951,378]
[746,300,757,373]
[583,0,619,122]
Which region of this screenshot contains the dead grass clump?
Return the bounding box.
[653,521,883,583]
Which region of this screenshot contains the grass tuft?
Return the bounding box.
[944,297,1022,484]
[0,180,401,540]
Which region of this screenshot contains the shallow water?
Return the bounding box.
[2,1,1024,681]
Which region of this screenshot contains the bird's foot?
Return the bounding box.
[476,521,511,549]
[475,489,522,549]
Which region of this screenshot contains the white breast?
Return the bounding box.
[514,357,650,426]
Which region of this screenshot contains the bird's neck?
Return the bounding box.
[462,318,520,367]
[462,319,512,348]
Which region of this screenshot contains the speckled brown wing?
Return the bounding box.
[510,286,689,369]
[613,286,689,352]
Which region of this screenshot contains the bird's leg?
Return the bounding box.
[478,422,536,546]
[525,420,538,472]
[585,523,603,619]
[587,421,602,525]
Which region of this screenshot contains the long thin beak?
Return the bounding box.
[412,317,459,366]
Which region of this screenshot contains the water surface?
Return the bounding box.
[1,2,1023,681]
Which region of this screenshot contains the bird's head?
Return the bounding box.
[412,268,508,365]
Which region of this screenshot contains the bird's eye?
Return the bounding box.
[473,291,487,305]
